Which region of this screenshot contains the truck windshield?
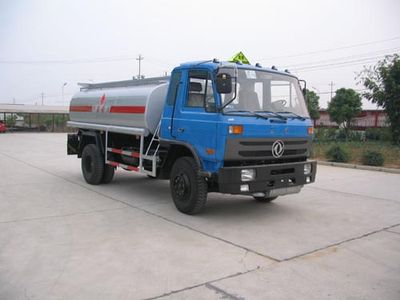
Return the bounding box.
[219,68,309,118]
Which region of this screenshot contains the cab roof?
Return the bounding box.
[177,60,298,79]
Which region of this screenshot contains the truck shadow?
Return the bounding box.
[104,173,295,218]
[202,193,294,218]
[103,174,171,202]
[112,174,170,193]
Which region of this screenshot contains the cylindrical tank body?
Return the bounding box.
[69,83,169,135]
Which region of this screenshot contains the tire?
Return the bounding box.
[81,144,104,185]
[102,164,115,184]
[253,196,278,203]
[170,157,207,215]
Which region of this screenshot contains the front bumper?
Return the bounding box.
[217,160,317,195]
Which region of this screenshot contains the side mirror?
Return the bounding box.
[216,73,232,94]
[299,79,308,103]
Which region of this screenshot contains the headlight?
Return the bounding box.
[241,169,255,181]
[304,163,312,175]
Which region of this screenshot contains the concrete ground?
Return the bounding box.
[0,133,399,300]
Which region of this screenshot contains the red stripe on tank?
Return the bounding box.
[70,105,92,112]
[110,106,145,114]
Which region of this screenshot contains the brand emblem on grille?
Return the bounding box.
[272,140,285,158]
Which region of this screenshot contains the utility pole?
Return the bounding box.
[329,81,335,101]
[136,54,144,79]
[62,82,67,103]
[41,93,44,105]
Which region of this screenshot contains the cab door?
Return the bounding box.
[172,69,219,162]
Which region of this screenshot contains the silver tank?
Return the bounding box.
[69,77,169,135]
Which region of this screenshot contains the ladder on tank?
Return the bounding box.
[104,121,161,177]
[142,121,162,177]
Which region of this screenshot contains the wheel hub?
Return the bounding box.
[174,173,190,200]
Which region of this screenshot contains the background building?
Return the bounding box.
[315,109,388,129]
[0,104,69,132]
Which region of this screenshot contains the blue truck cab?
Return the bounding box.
[158,60,316,213]
[67,58,317,215]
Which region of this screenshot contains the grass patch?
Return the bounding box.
[312,141,400,169]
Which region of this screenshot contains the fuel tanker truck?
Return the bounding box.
[67,55,317,214]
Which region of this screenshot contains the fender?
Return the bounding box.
[160,138,201,167]
[160,138,211,178]
[78,130,104,155]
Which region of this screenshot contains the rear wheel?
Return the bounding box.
[81,144,104,185]
[170,157,207,215]
[253,196,278,203]
[102,164,115,184]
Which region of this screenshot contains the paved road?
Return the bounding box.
[0,133,399,300]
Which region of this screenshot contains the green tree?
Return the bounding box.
[359,54,400,144]
[305,89,320,120]
[327,88,362,132]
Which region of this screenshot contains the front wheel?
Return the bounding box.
[253,196,278,203]
[170,157,207,215]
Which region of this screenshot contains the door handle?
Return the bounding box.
[177,128,185,133]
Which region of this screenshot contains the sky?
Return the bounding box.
[0,0,399,108]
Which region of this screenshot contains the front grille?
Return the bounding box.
[223,156,307,167]
[239,140,307,146]
[239,149,307,157]
[225,137,311,163]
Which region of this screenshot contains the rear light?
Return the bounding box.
[229,125,243,134]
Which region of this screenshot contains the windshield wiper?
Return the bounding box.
[224,110,269,120]
[275,111,307,121]
[253,110,287,121]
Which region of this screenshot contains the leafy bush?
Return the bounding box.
[361,150,384,166]
[315,128,338,142]
[336,129,347,141]
[346,130,365,142]
[315,128,365,142]
[336,129,365,141]
[365,128,392,142]
[325,145,350,163]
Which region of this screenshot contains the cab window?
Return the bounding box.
[186,70,215,111]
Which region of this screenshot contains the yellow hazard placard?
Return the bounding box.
[229,52,250,64]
